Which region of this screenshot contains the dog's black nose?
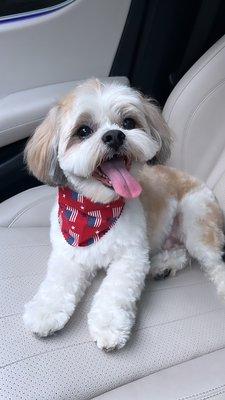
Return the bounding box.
[102,130,125,151]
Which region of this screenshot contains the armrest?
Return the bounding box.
[0,185,56,227]
[0,76,129,148]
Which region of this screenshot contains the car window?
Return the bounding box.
[0,0,75,20]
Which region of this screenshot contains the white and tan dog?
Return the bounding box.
[23,79,225,350]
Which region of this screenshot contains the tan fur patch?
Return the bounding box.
[140,179,167,233]
[65,111,95,151]
[85,78,102,91]
[139,165,202,250]
[141,97,172,164]
[140,164,224,252]
[25,106,59,184]
[139,165,169,239]
[59,79,101,115]
[202,227,219,248]
[177,176,199,200]
[146,165,200,200]
[59,91,76,114]
[200,202,224,249]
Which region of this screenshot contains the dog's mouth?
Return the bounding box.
[93,155,142,199]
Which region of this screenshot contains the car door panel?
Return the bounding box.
[0,0,130,201]
[0,0,130,97]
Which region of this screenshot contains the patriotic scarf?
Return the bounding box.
[58,187,125,247]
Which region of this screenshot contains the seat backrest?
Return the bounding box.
[163,35,225,211]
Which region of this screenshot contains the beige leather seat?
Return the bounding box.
[1,36,225,400]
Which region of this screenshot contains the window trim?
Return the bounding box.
[0,0,75,23]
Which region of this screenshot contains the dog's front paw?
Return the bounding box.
[23,300,72,337]
[88,307,133,351]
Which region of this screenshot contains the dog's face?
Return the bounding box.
[25,79,171,202]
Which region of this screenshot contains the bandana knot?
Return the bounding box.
[58,187,125,247]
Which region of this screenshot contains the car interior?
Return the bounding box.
[1,0,225,399]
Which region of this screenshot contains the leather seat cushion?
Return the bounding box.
[1,226,225,399]
[163,35,225,186]
[94,348,225,400]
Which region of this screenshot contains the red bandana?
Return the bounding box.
[58,187,125,247]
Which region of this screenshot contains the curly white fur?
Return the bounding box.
[23,79,225,350]
[23,199,150,349]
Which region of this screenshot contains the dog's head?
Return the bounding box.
[25,79,171,202]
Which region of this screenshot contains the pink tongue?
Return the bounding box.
[100,159,142,199]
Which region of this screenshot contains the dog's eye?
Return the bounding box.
[122,117,136,130]
[77,125,93,139]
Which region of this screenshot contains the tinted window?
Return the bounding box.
[0,0,74,18]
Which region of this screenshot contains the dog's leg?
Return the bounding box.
[88,249,150,351]
[185,244,225,298]
[184,241,225,298]
[180,188,225,298]
[23,251,96,336]
[150,247,189,280]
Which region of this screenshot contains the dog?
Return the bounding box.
[23,78,225,350]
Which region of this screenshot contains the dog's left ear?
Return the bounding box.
[24,106,66,186]
[142,96,172,164]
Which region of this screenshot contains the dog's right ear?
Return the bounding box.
[24,106,66,186]
[141,95,172,164]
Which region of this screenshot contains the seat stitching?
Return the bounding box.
[8,194,55,227]
[211,167,225,191]
[166,43,225,123]
[0,312,24,319]
[0,116,44,134]
[201,390,225,400]
[1,244,50,248]
[0,269,46,281]
[1,268,205,286]
[0,339,94,369]
[1,297,223,322]
[1,288,222,323]
[2,307,225,368]
[0,273,204,287]
[136,306,225,332]
[178,384,225,400]
[147,280,210,293]
[182,79,225,171]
